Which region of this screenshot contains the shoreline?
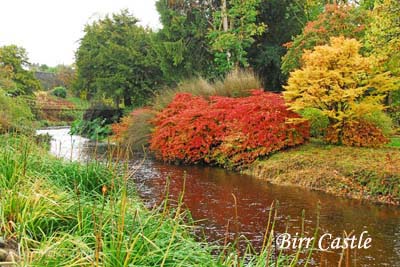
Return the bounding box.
[245,140,400,206]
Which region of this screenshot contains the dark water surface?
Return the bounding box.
[38,128,400,266]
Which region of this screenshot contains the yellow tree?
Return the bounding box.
[284,36,399,143]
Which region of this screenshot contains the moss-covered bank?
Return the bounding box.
[246,140,400,205]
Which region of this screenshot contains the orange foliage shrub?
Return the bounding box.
[325,120,389,147]
[150,90,310,169]
[111,115,133,141]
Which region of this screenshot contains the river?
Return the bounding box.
[37,127,400,266]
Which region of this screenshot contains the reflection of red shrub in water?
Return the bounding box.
[150,90,310,169]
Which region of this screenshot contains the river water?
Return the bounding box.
[37,127,400,266]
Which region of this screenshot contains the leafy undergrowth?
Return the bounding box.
[150,90,310,169]
[0,135,302,266]
[247,140,400,205]
[389,137,400,148]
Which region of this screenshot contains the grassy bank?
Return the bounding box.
[247,140,400,205]
[0,135,304,266]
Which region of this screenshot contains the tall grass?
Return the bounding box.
[0,134,310,266]
[152,69,261,111]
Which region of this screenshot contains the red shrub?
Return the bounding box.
[150,90,310,169]
[325,120,389,147]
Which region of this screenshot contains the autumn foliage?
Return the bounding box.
[284,37,398,147]
[149,90,309,169]
[325,120,389,147]
[281,4,369,74]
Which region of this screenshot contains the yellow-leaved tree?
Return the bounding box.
[284,36,399,146]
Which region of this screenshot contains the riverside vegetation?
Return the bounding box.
[0,134,313,266]
[112,67,400,205]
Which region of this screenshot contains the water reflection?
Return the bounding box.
[38,128,400,267]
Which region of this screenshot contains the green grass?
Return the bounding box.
[388,137,400,148]
[0,134,305,266]
[66,95,90,110]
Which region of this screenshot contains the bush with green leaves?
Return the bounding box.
[299,108,329,138]
[361,110,393,136]
[388,90,400,127]
[70,118,111,140]
[0,89,35,134]
[51,86,67,98]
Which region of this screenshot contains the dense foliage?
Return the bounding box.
[299,108,329,137]
[150,90,309,169]
[51,86,67,98]
[284,37,398,146]
[70,118,112,140]
[0,45,41,95]
[281,4,370,75]
[365,0,400,76]
[326,120,389,147]
[0,89,34,134]
[247,0,312,91]
[208,0,265,75]
[75,10,163,107]
[71,101,122,140]
[154,0,217,84]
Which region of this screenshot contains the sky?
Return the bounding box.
[0,0,161,66]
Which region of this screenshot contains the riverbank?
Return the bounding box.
[247,140,400,205]
[0,134,300,266]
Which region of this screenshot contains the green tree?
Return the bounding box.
[0,45,41,95]
[155,0,217,83]
[208,0,265,75]
[75,10,163,107]
[248,0,318,91]
[365,0,400,76]
[0,65,15,91]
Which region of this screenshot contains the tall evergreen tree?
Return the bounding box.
[155,0,218,84]
[75,10,163,107]
[248,0,314,91]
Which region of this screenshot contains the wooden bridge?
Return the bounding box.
[21,98,117,112]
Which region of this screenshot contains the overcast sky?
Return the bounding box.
[0,0,161,66]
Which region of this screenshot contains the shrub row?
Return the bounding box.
[150,90,310,169]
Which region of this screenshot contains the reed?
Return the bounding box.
[0,134,311,266]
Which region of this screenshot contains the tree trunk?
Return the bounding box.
[124,95,132,107]
[222,0,232,64]
[222,0,228,32]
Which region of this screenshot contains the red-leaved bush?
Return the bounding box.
[150,90,310,169]
[325,120,389,147]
